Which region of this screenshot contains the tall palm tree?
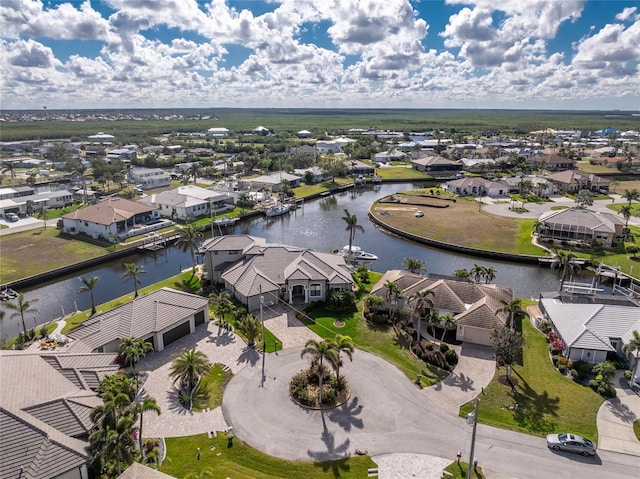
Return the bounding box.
[439,313,456,342]
[609,179,620,193]
[79,275,100,316]
[300,339,339,404]
[483,266,497,284]
[341,208,364,261]
[332,334,355,389]
[169,348,211,393]
[470,264,486,283]
[175,224,204,274]
[428,312,440,338]
[623,189,640,206]
[402,257,427,275]
[236,313,261,346]
[5,292,39,338]
[133,396,161,453]
[187,163,202,183]
[618,204,633,227]
[89,415,137,476]
[74,164,90,204]
[550,251,581,292]
[622,330,640,386]
[1,160,17,182]
[118,337,153,375]
[411,289,434,342]
[498,298,527,331]
[453,268,470,282]
[384,279,402,320]
[122,262,146,298]
[209,290,234,329]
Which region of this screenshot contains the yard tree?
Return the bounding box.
[618,204,633,227]
[622,330,640,385]
[175,223,204,275]
[627,245,640,258]
[453,268,471,281]
[300,339,339,404]
[118,337,153,376]
[402,257,427,275]
[169,347,211,394]
[491,326,524,383]
[550,250,581,292]
[5,292,39,338]
[331,334,355,390]
[384,279,402,321]
[79,275,100,316]
[319,154,347,181]
[623,189,640,205]
[341,208,364,261]
[236,313,261,347]
[411,289,434,342]
[483,266,497,284]
[133,396,161,454]
[439,313,457,342]
[1,160,17,181]
[362,293,385,315]
[208,289,234,330]
[575,189,594,208]
[498,298,527,331]
[122,262,146,298]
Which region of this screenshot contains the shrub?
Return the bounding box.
[624,370,632,381]
[538,320,552,333]
[551,354,558,366]
[423,350,449,371]
[573,360,592,378]
[570,369,579,380]
[439,342,450,353]
[557,356,568,366]
[445,349,458,365]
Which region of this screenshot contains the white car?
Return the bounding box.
[415,210,424,217]
[546,433,596,456]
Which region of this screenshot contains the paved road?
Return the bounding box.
[222,347,640,479]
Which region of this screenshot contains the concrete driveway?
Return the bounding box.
[597,374,640,456]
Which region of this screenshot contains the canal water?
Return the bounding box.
[1,182,564,341]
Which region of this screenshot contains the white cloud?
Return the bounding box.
[616,7,637,22]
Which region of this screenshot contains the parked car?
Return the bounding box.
[5,212,19,222]
[415,210,424,217]
[546,433,596,456]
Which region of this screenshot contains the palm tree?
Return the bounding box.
[428,312,440,338]
[236,313,261,346]
[402,257,427,275]
[453,268,470,281]
[300,339,339,404]
[133,396,161,453]
[89,414,137,476]
[169,347,211,393]
[187,163,202,183]
[5,292,39,338]
[73,163,90,204]
[209,290,234,330]
[439,313,456,342]
[1,160,17,182]
[623,189,640,206]
[498,298,527,331]
[118,337,153,375]
[619,204,633,227]
[384,279,402,320]
[610,179,620,193]
[79,275,100,316]
[175,224,204,274]
[470,264,486,283]
[550,250,581,292]
[341,208,364,261]
[483,266,497,284]
[332,334,355,389]
[622,330,640,386]
[411,289,434,342]
[122,262,146,298]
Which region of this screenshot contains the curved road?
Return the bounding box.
[222,347,640,479]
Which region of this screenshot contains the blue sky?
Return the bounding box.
[1,0,639,110]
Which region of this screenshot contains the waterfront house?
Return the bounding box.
[411,155,463,175]
[545,169,610,194]
[127,167,172,190]
[536,208,625,249]
[207,127,230,137]
[370,270,513,346]
[60,196,161,241]
[442,177,507,198]
[66,288,209,353]
[528,153,576,171]
[0,189,74,218]
[0,351,120,479]
[539,292,640,381]
[138,185,234,220]
[315,140,343,154]
[239,172,301,191]
[200,235,353,312]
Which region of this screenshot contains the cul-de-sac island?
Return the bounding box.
[1,109,639,479]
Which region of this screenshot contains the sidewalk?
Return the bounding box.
[596,372,640,456]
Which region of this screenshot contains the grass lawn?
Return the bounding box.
[191,363,232,412]
[160,433,376,479]
[371,196,548,256]
[299,304,449,387]
[634,420,640,441]
[460,319,603,440]
[34,204,83,220]
[606,202,640,216]
[443,461,485,479]
[0,227,109,284]
[576,161,616,175]
[375,165,429,180]
[61,271,200,335]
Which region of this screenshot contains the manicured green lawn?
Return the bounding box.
[443,461,485,479]
[460,319,603,440]
[192,363,232,412]
[160,433,376,479]
[375,165,429,180]
[300,304,449,386]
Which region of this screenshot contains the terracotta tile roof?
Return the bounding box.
[62,197,156,225]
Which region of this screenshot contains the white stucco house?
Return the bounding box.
[127,167,172,190]
[442,177,507,198]
[138,185,234,220]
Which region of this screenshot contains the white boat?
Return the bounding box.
[265,203,291,217]
[337,245,378,262]
[213,216,237,227]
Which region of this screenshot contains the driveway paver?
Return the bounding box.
[597,375,640,457]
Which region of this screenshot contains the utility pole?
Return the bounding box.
[260,291,265,387]
[466,399,480,479]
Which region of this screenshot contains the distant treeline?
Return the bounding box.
[1,108,639,142]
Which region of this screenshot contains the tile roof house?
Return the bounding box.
[370,270,513,346]
[0,351,119,479]
[441,177,507,198]
[200,235,353,312]
[537,208,625,249]
[545,169,610,193]
[539,293,640,382]
[138,185,234,220]
[411,155,463,175]
[61,196,160,241]
[66,288,209,353]
[239,172,301,191]
[118,463,176,479]
[528,153,576,171]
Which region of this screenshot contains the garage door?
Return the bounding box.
[194,310,205,326]
[463,326,491,346]
[162,321,191,347]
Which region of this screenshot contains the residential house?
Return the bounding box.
[67,288,209,353]
[536,208,626,248]
[442,177,507,198]
[87,132,114,142]
[61,196,161,241]
[253,126,271,136]
[545,169,610,194]
[127,167,172,190]
[294,166,329,184]
[207,127,230,138]
[200,235,353,312]
[539,292,640,381]
[106,148,137,162]
[0,185,35,200]
[370,270,513,346]
[139,185,234,220]
[347,160,375,176]
[529,154,576,171]
[411,155,463,175]
[239,172,301,191]
[372,149,406,163]
[315,140,342,154]
[297,130,312,139]
[118,463,177,479]
[288,144,317,158]
[0,189,74,218]
[499,176,557,196]
[0,351,120,479]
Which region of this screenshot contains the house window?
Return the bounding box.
[310,284,321,297]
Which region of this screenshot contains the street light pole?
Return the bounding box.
[260,294,265,387]
[466,399,480,479]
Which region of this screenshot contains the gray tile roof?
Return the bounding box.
[67,288,208,352]
[23,397,96,438]
[538,208,624,233]
[118,462,177,479]
[200,234,265,252]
